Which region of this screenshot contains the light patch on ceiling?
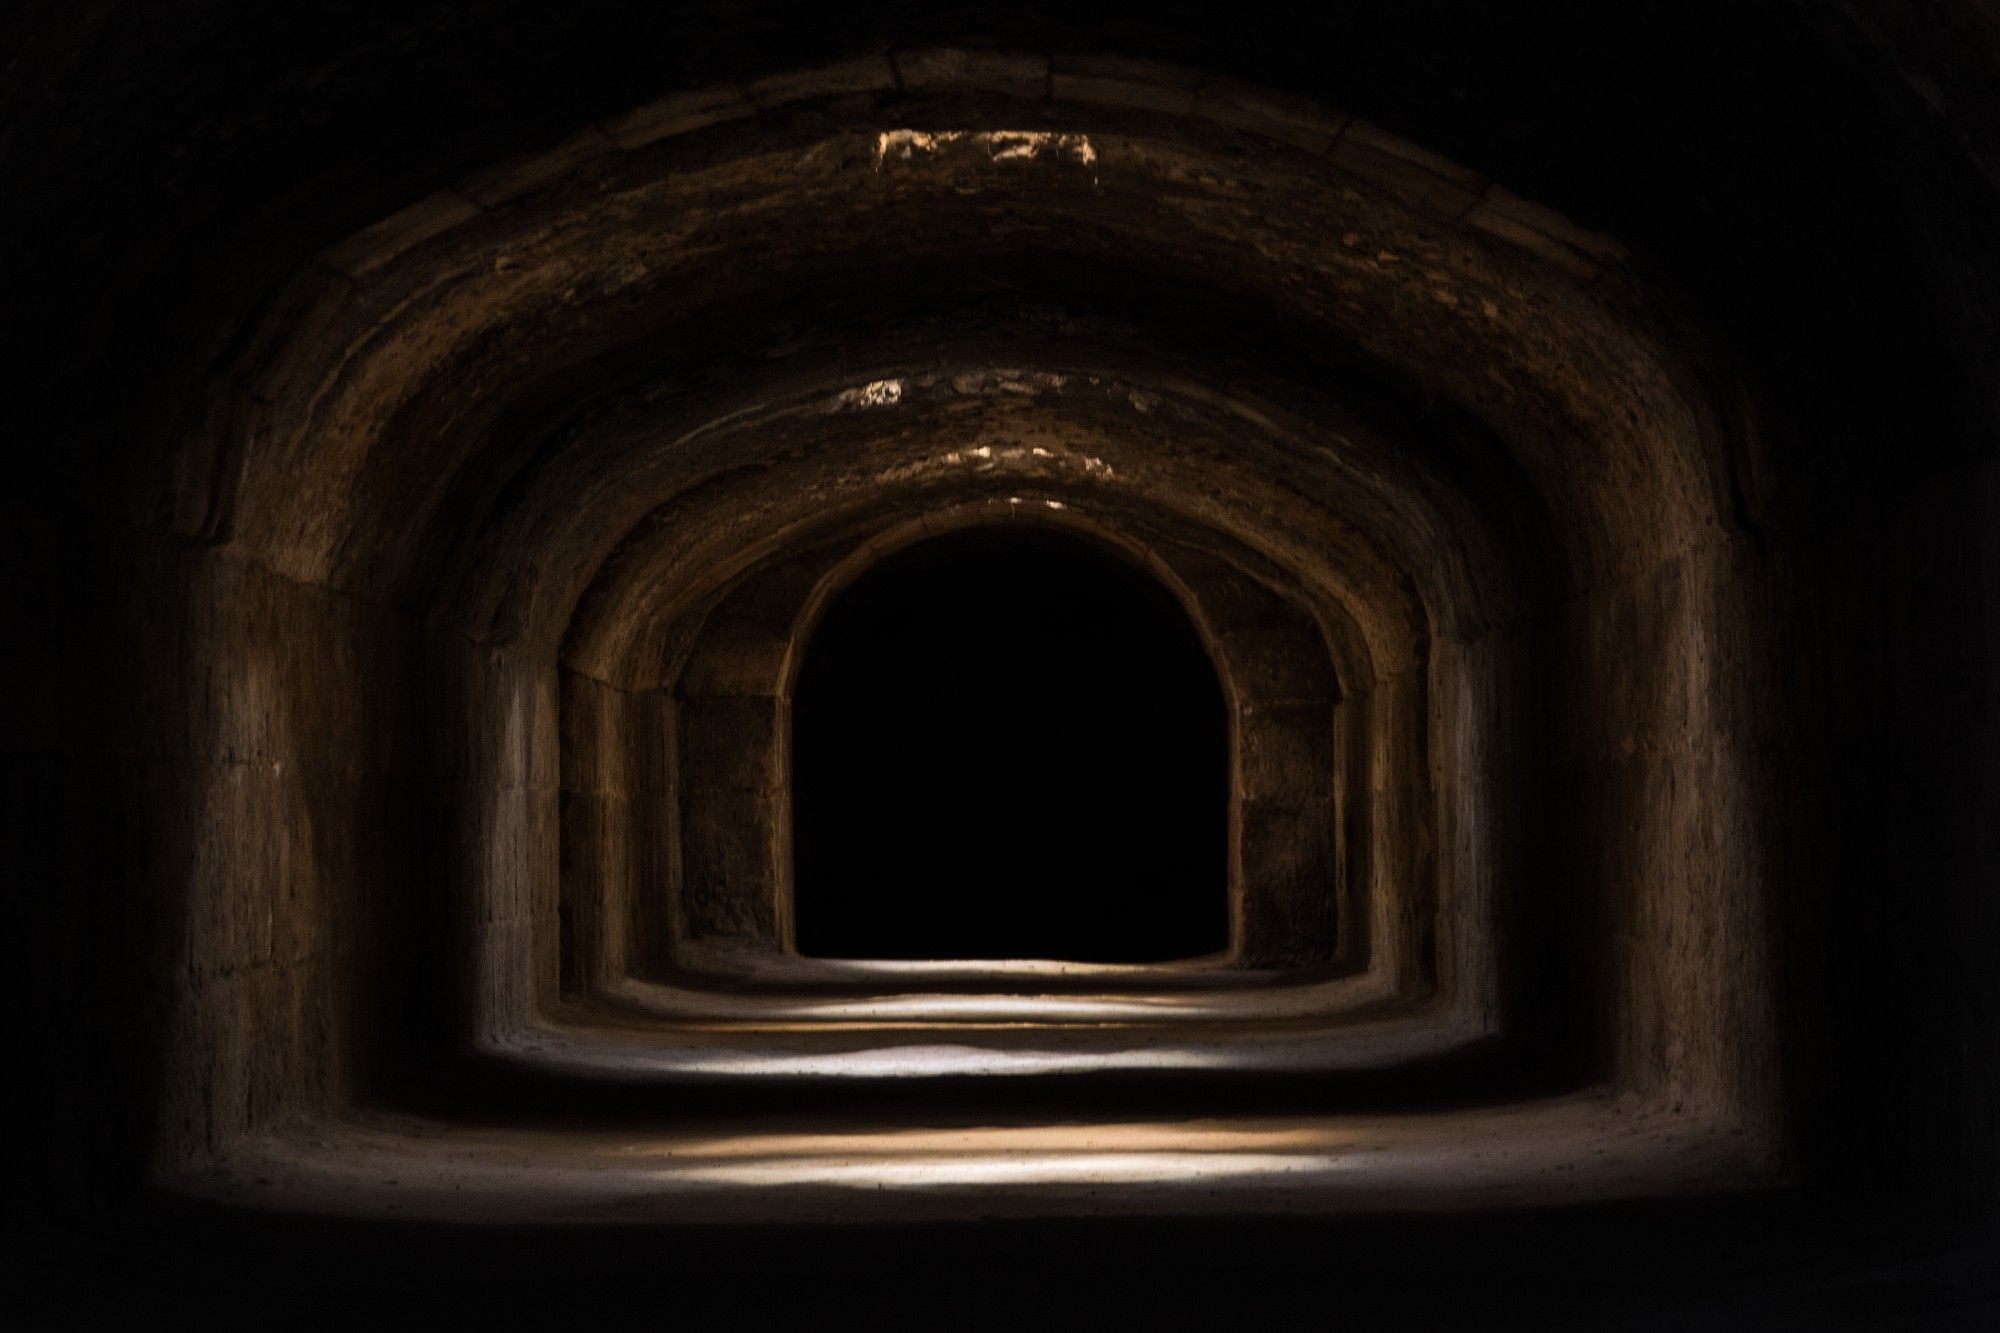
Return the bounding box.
[947,368,1069,396]
[873,442,1117,486]
[874,129,1099,172]
[829,378,905,410]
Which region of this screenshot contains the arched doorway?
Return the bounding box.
[790,525,1230,961]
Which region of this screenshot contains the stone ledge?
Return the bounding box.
[457,128,620,208]
[1196,77,1347,153]
[1052,54,1201,115]
[892,46,1049,99]
[746,57,897,108]
[597,84,754,149]
[321,191,482,279]
[1465,185,1627,279]
[1330,120,1486,220]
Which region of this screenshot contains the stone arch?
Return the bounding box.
[648,499,1346,975]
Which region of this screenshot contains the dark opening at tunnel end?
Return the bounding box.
[792,527,1230,963]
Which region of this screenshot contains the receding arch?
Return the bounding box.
[790,524,1230,962]
[643,498,1354,981]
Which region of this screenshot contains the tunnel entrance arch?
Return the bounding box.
[789,525,1231,962]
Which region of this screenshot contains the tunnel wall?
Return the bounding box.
[557,672,675,997]
[9,528,440,1197]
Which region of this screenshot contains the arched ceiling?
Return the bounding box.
[173,70,1753,725]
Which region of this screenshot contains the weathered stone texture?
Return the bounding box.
[9,6,2000,1296]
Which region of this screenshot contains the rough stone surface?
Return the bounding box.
[7,2,2000,1318]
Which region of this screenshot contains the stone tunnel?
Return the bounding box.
[6,2,2000,1325]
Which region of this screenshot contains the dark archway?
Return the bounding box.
[790,525,1231,961]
